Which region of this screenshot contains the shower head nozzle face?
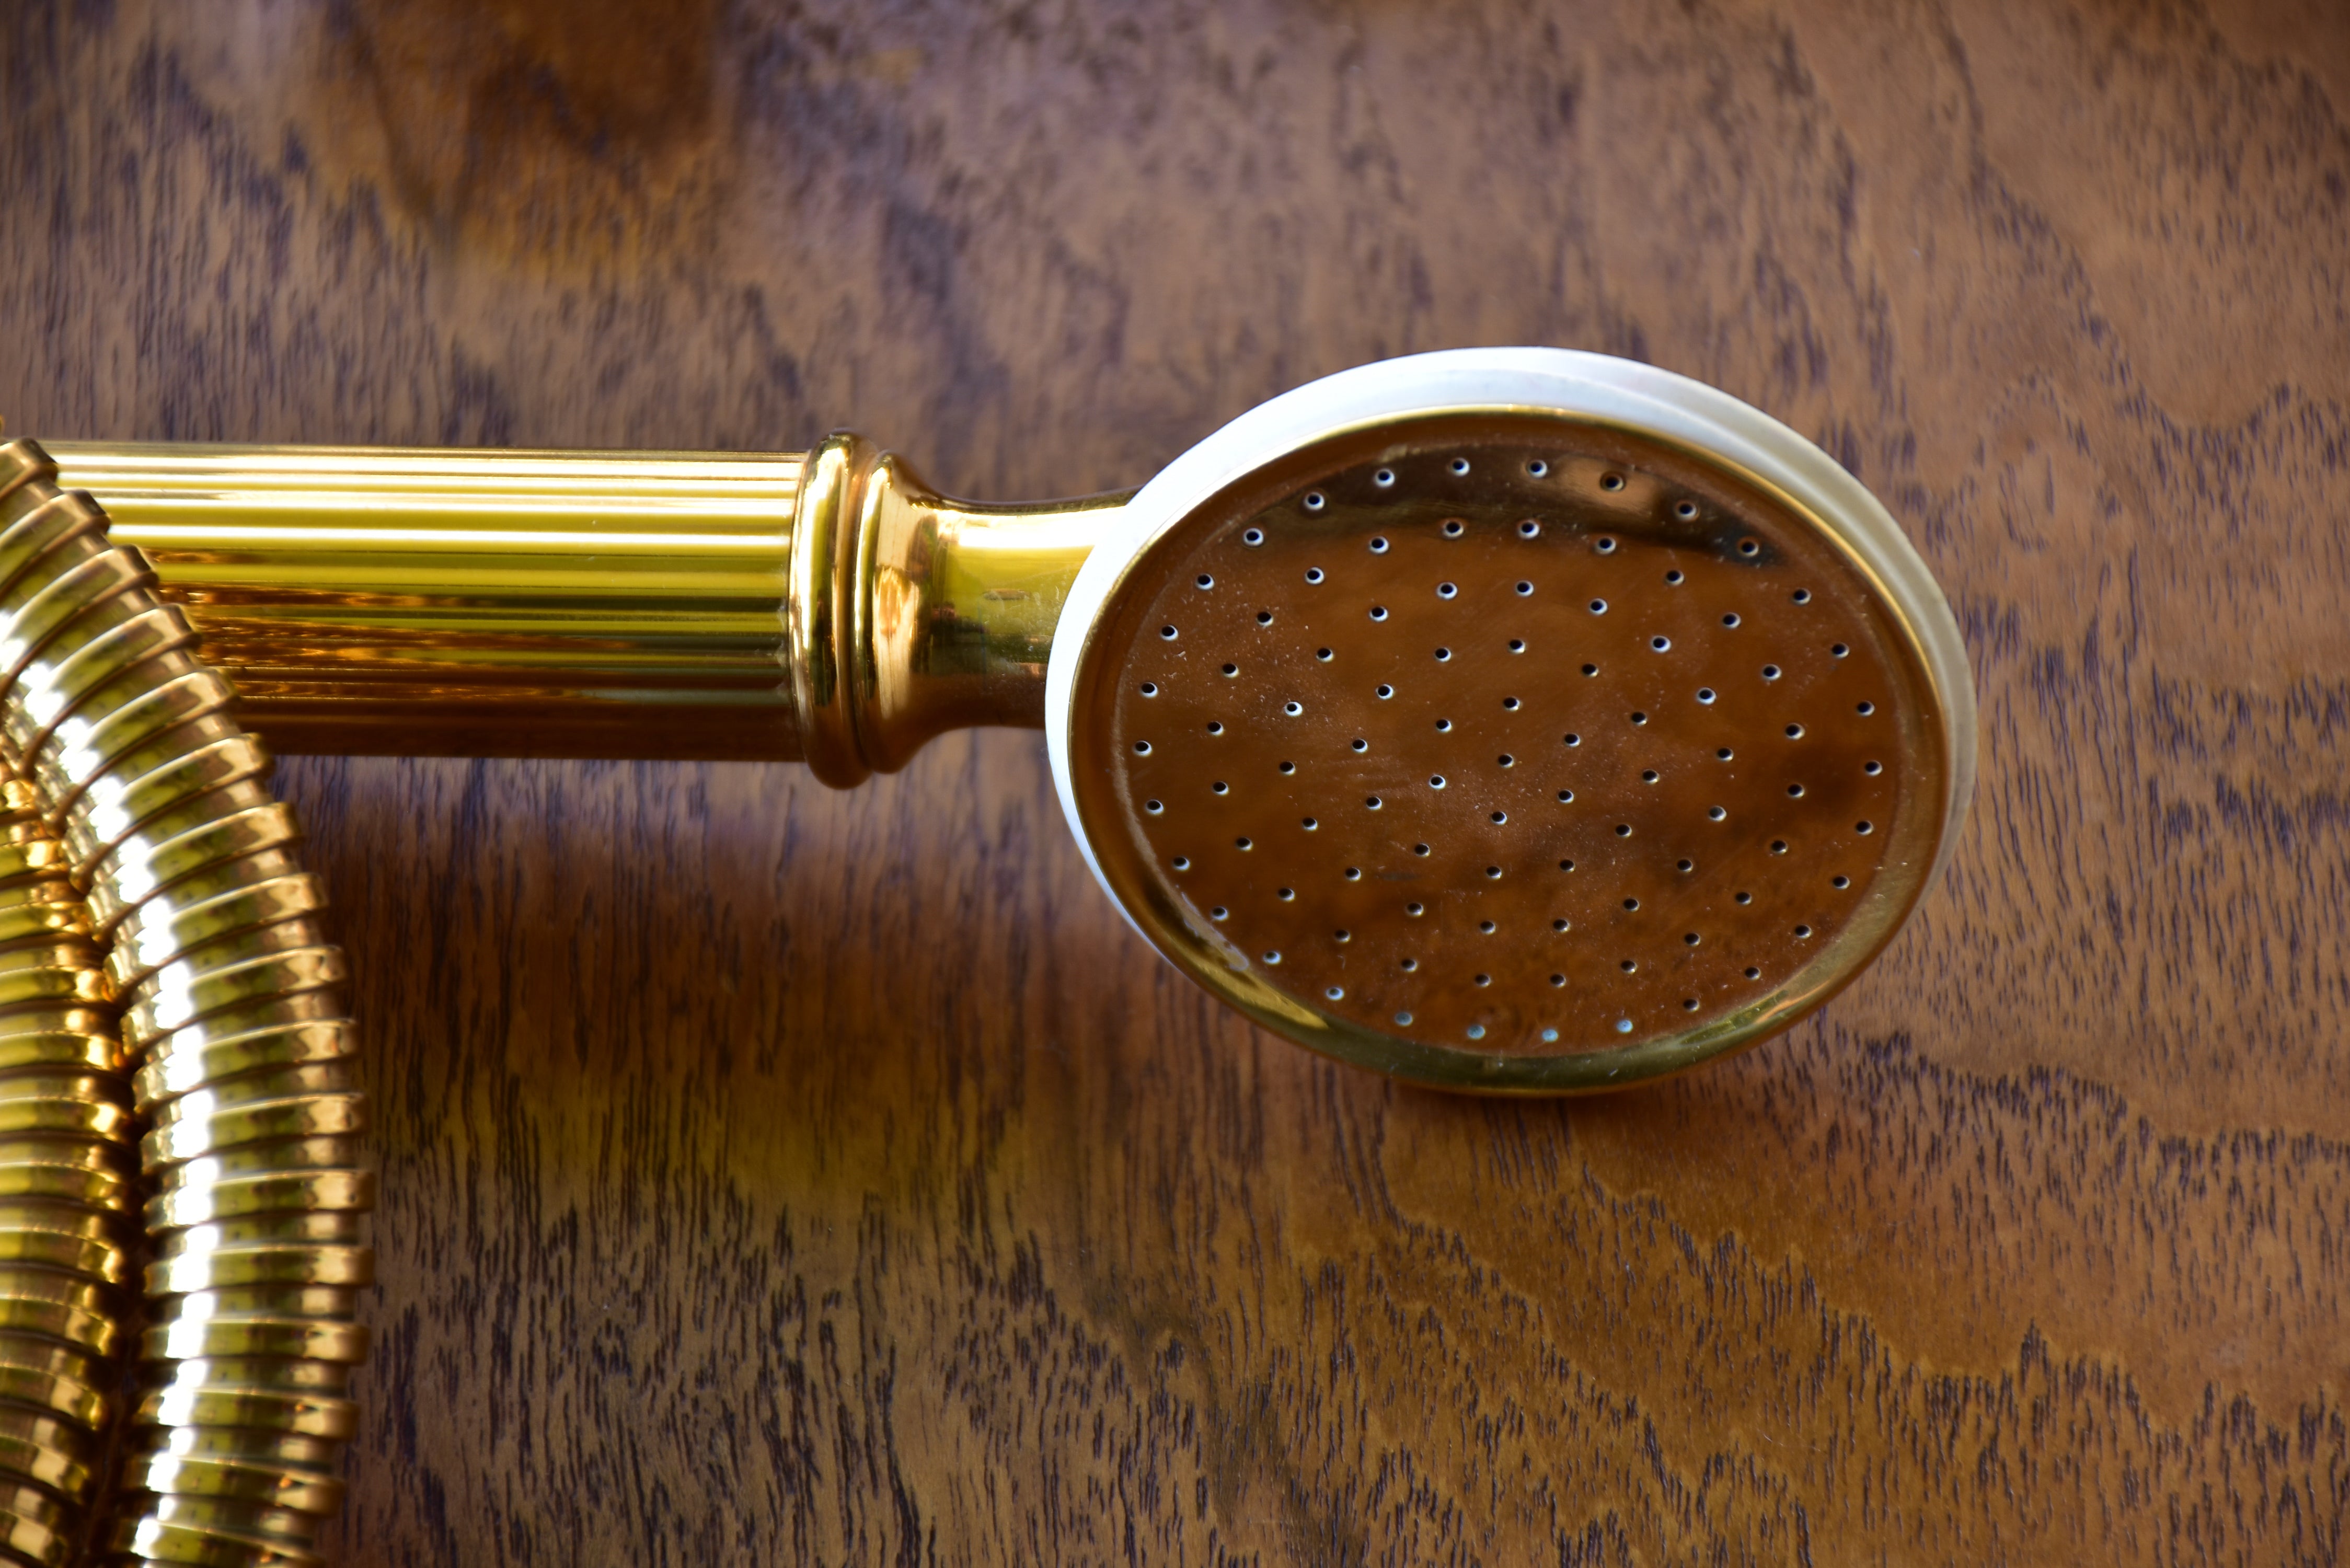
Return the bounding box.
[1051,352,1972,1092]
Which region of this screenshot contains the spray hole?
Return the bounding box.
[1504,696,1522,710]
[1527,460,1549,477]
[1276,887,1294,901]
[1263,950,1281,963]
[1220,662,1238,677]
[1195,573,1214,589]
[1304,492,1327,512]
[1375,469,1396,487]
[1351,738,1369,752]
[1558,789,1575,802]
[1485,866,1504,879]
[1414,843,1431,857]
[1316,647,1334,661]
[1559,859,1577,872]
[1770,839,1789,854]
[1451,458,1471,475]
[1629,711,1648,725]
[1283,700,1303,716]
[1788,783,1805,798]
[1172,856,1190,871]
[1551,974,1568,987]
[1623,897,1640,910]
[1435,718,1452,732]
[1744,966,1761,979]
[1206,721,1223,735]
[1614,823,1633,837]
[1473,973,1492,987]
[1366,795,1383,810]
[1831,642,1849,658]
[1437,582,1459,599]
[1325,986,1344,1000]
[1792,588,1812,604]
[1738,538,1760,556]
[1697,688,1717,704]
[1676,859,1694,872]
[1305,568,1325,584]
[1717,747,1734,760]
[1863,760,1882,775]
[1236,837,1252,850]
[1786,723,1805,739]
[1651,635,1672,652]
[1406,902,1424,916]
[1517,520,1540,538]
[1564,732,1582,746]
[1334,928,1351,941]
[1429,775,1447,789]
[1600,475,1626,493]
[1479,919,1496,933]
[1139,682,1158,696]
[1211,906,1229,920]
[1344,867,1362,881]
[1369,537,1390,554]
[1257,610,1274,626]
[1242,529,1265,547]
[1735,891,1752,904]
[1490,811,1507,824]
[1301,817,1317,830]
[1722,613,1742,628]
[1369,606,1388,621]
[1434,647,1452,662]
[1831,874,1850,889]
[1619,959,1638,973]
[1508,638,1525,653]
[1376,685,1395,699]
[1553,918,1571,931]
[1675,500,1699,520]
[1684,932,1701,946]
[1762,664,1782,681]
[1146,800,1165,814]
[1589,598,1609,615]
[1515,581,1535,595]
[1581,663,1599,677]
[1708,805,1727,821]
[1665,569,1684,584]
[1856,820,1875,835]
[1857,700,1876,716]
[1641,769,1660,783]
[1133,740,1151,754]
[1793,925,1812,939]
[1683,998,1700,1011]
[1394,1011,1413,1025]
[1498,754,1515,767]
[1443,519,1465,537]
[1161,625,1179,639]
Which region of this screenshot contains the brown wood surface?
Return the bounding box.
[6,1,2350,1561]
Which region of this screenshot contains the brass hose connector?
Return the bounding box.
[0,441,368,1567]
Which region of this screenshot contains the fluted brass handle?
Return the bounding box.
[44,441,1121,781]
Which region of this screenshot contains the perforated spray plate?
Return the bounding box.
[1052,354,1971,1091]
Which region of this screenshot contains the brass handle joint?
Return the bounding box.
[791,432,1124,786]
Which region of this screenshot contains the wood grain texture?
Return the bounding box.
[5,0,2349,1561]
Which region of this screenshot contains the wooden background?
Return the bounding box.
[6,1,2349,1561]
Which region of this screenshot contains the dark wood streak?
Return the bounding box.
[4,0,2347,1561]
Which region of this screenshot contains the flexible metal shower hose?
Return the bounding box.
[0,440,367,1565]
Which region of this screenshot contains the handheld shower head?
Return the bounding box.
[44,349,1973,1093]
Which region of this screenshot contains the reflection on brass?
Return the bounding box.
[0,441,368,1568]
[1070,414,1950,1090]
[44,441,1122,773]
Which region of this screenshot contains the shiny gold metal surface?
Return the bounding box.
[1067,414,1955,1090]
[43,441,1118,774]
[0,440,370,1568]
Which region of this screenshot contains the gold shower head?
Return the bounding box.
[45,349,1974,1094]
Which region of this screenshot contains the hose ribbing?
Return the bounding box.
[0,441,366,1566]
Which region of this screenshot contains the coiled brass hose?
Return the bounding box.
[0,440,366,1567]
